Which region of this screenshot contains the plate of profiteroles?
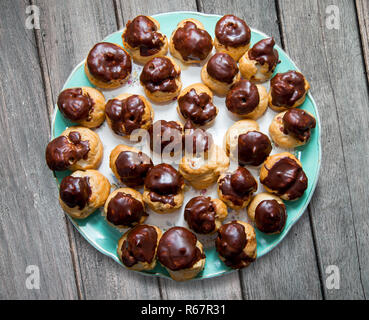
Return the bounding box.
[46,11,321,281]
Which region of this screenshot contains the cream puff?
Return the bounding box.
[183,120,213,157]
[170,19,213,64]
[45,126,103,171]
[59,169,110,219]
[260,152,308,201]
[85,42,132,89]
[140,56,182,103]
[157,226,206,281]
[122,15,168,64]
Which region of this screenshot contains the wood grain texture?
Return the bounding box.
[0,0,78,299]
[278,0,369,299]
[198,0,323,299]
[355,0,369,83]
[33,0,161,299]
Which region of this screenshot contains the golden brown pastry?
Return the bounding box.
[214,15,251,61]
[268,70,310,112]
[170,19,213,64]
[104,188,147,228]
[259,152,308,201]
[59,169,111,219]
[122,15,168,64]
[143,164,185,213]
[224,119,272,166]
[57,87,106,128]
[85,42,132,89]
[105,93,154,138]
[45,126,103,171]
[201,52,241,96]
[157,226,206,281]
[217,167,257,210]
[248,193,287,234]
[109,144,153,188]
[140,56,182,103]
[117,224,162,271]
[269,109,316,148]
[239,37,280,82]
[225,80,268,120]
[215,220,257,269]
[184,196,227,234]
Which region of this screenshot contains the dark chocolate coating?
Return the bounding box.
[238,131,272,166]
[215,15,251,47]
[261,156,308,200]
[207,53,238,84]
[172,21,213,61]
[255,199,286,234]
[59,176,91,210]
[184,196,216,234]
[140,57,179,93]
[216,221,254,269]
[121,224,158,267]
[178,88,217,126]
[45,132,90,171]
[149,120,183,154]
[219,167,257,206]
[87,42,132,83]
[123,15,165,56]
[248,37,279,71]
[105,95,146,135]
[270,71,306,107]
[157,227,204,271]
[107,192,147,227]
[57,88,93,121]
[145,164,184,196]
[226,80,260,115]
[183,120,213,154]
[115,150,153,187]
[282,109,316,142]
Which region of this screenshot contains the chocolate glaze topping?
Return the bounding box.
[238,131,272,166]
[184,120,213,154]
[261,156,308,200]
[248,37,279,71]
[59,176,91,209]
[140,57,179,93]
[271,71,306,107]
[226,80,260,115]
[149,120,183,153]
[216,221,254,269]
[107,192,147,227]
[57,88,94,121]
[121,224,158,267]
[207,53,239,84]
[255,199,286,234]
[45,131,90,171]
[157,227,204,271]
[115,150,153,187]
[124,15,165,56]
[105,95,146,135]
[178,89,217,126]
[87,42,132,82]
[283,109,316,142]
[215,15,251,47]
[184,196,216,234]
[219,167,257,206]
[172,21,213,61]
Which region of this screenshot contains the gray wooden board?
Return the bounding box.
[0,0,79,299]
[278,0,369,299]
[356,0,369,84]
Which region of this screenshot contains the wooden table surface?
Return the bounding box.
[1,0,368,300]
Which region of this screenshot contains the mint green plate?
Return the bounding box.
[52,11,321,280]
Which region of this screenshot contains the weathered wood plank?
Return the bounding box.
[199,0,323,299]
[34,0,161,299]
[0,0,78,299]
[356,0,369,83]
[278,0,369,299]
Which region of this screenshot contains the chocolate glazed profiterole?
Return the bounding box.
[238,131,272,166]
[157,226,206,281]
[183,120,214,156]
[60,176,91,210]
